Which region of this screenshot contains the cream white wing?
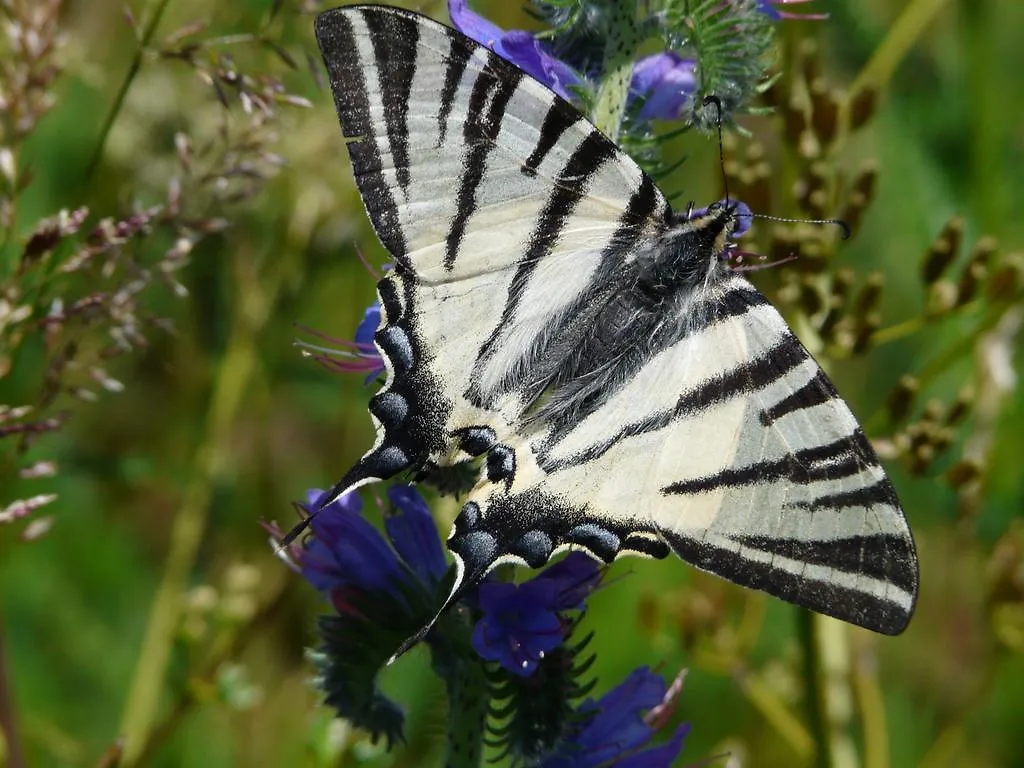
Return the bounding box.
[449,276,918,635]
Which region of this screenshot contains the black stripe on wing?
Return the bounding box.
[522,100,583,177]
[478,173,668,409]
[662,433,873,495]
[445,51,525,271]
[659,528,915,634]
[787,479,899,512]
[534,285,778,471]
[315,9,408,262]
[467,129,620,406]
[732,533,917,594]
[363,9,417,195]
[437,38,472,146]
[759,368,837,425]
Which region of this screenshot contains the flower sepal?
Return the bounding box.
[311,614,407,748]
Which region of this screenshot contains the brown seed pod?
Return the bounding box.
[849,85,878,132]
[887,375,919,423]
[922,216,964,284]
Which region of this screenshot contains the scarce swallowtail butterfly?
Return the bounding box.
[309,3,918,640]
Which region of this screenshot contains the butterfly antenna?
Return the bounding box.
[749,213,851,240]
[702,94,730,205]
[700,94,850,240]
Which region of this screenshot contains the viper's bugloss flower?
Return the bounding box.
[448,0,581,100]
[352,302,386,381]
[540,668,690,768]
[294,485,445,611]
[295,301,384,381]
[383,484,448,586]
[473,552,603,676]
[449,0,820,130]
[630,52,698,121]
[265,485,449,745]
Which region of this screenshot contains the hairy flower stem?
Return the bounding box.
[87,0,174,178]
[850,0,953,96]
[117,241,290,765]
[591,2,641,141]
[443,659,489,768]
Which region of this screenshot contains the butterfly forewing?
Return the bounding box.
[315,4,918,636]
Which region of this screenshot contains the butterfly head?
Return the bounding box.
[674,199,753,275]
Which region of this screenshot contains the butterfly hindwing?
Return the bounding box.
[449,273,916,634]
[315,5,918,635]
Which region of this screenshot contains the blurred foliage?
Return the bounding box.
[0,0,1022,766]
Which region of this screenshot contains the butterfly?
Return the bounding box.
[307,3,918,639]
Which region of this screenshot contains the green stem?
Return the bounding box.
[0,618,27,768]
[797,609,832,768]
[851,640,890,768]
[86,0,174,179]
[131,582,291,766]
[444,659,489,768]
[798,612,859,768]
[850,0,954,96]
[590,2,641,141]
[739,671,814,760]
[962,0,1002,232]
[117,243,287,765]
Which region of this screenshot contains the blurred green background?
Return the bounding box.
[1,0,1022,766]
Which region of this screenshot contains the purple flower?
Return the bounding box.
[384,484,448,586]
[354,302,380,348]
[756,0,827,21]
[267,486,448,747]
[630,52,698,121]
[352,302,386,382]
[448,0,581,100]
[472,553,603,676]
[540,668,690,768]
[296,301,384,381]
[287,485,446,616]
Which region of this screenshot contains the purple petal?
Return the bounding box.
[447,2,581,102]
[578,668,665,757]
[384,484,447,584]
[448,0,506,49]
[301,489,403,595]
[541,668,689,768]
[354,303,380,346]
[731,200,753,236]
[613,723,691,768]
[757,0,784,20]
[472,584,564,676]
[630,52,697,120]
[306,487,363,516]
[500,31,581,101]
[758,0,828,21]
[529,552,602,611]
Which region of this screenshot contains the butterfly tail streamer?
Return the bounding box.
[280,449,411,547]
[388,552,484,664]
